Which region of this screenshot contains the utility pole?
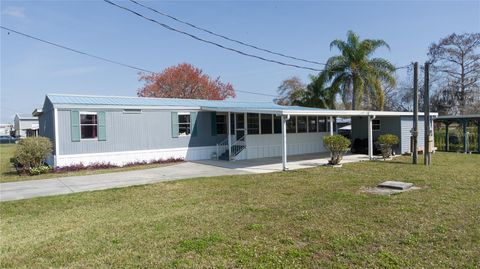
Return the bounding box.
[424,62,431,165]
[412,62,418,164]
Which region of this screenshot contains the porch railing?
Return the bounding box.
[231,135,246,159]
[216,137,229,160]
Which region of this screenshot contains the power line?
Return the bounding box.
[128,0,327,67]
[103,0,323,72]
[0,26,155,74]
[0,26,278,98]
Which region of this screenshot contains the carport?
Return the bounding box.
[202,104,437,171]
[434,114,480,153]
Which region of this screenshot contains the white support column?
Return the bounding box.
[227,112,232,160]
[368,115,375,160]
[258,113,261,134]
[281,115,288,171]
[329,116,334,136]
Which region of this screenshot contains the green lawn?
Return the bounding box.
[1,153,479,268]
[0,144,176,183]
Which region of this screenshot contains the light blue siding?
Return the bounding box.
[400,116,426,154]
[38,98,56,151]
[57,109,225,155]
[351,116,402,153]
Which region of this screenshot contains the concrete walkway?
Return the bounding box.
[1,153,369,202]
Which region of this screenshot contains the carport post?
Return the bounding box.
[368,115,375,160]
[463,119,468,153]
[445,122,450,151]
[227,112,232,160]
[281,115,289,171]
[477,120,480,153]
[329,116,334,136]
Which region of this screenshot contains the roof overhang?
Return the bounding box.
[32,108,43,117]
[201,106,438,117]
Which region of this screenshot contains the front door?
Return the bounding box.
[235,113,245,140]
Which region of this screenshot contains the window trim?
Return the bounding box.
[178,112,192,137]
[79,111,98,140]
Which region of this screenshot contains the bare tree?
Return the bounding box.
[274,77,307,106]
[428,33,480,114]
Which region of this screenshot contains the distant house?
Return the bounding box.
[0,124,14,136]
[14,114,39,138]
[35,94,436,168]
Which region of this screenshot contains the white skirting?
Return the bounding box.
[55,146,217,167]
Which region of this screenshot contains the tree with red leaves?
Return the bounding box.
[137,63,235,100]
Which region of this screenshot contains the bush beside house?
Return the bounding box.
[13,136,52,175]
[323,135,351,165]
[378,134,399,160]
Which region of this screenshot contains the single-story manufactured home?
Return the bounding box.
[34,94,437,169]
[14,114,39,138]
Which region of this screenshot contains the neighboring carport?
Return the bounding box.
[434,114,480,153]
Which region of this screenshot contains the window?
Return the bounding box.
[123,109,142,114]
[297,116,307,133]
[247,113,260,134]
[318,117,327,132]
[373,119,381,131]
[308,116,317,132]
[261,114,273,134]
[287,116,296,133]
[178,113,191,136]
[273,115,282,134]
[216,114,227,134]
[80,113,97,139]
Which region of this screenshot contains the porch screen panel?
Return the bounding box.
[261,114,273,134]
[318,117,327,132]
[308,116,317,132]
[297,116,307,133]
[287,116,296,133]
[247,113,259,134]
[273,115,282,134]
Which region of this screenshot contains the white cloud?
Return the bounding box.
[2,6,26,19]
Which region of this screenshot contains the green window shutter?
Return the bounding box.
[171,112,179,138]
[191,112,198,137]
[70,110,80,142]
[97,111,106,141]
[211,112,217,136]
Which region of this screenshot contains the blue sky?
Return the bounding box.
[1,0,479,122]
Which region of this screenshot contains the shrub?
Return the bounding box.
[378,134,400,159]
[29,165,52,175]
[14,137,53,172]
[323,135,351,165]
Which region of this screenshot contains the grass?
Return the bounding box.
[1,152,479,268]
[0,144,176,183]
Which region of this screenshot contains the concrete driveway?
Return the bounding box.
[1,153,369,202]
[0,162,249,202]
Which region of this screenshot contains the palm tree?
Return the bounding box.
[322,31,396,110]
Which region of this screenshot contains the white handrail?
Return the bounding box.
[231,135,246,158]
[216,137,229,160]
